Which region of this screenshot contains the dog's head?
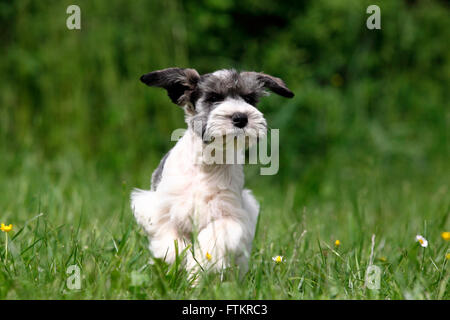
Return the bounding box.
[140,68,294,145]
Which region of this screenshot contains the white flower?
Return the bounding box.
[416,235,428,248]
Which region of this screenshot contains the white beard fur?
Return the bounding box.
[131,129,260,277]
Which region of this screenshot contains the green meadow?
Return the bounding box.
[0,0,448,299]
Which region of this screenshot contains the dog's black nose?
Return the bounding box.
[231,112,248,128]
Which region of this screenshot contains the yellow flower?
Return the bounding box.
[205,252,212,261]
[334,240,341,247]
[0,223,13,233]
[441,232,450,241]
[378,256,387,262]
[446,253,450,260]
[272,256,283,264]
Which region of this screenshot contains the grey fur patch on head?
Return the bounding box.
[197,69,267,106]
[140,68,294,139]
[140,68,293,107]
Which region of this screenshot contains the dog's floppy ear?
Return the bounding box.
[242,72,294,98]
[140,68,200,106]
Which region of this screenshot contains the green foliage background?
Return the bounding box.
[0,0,448,299]
[1,0,448,186]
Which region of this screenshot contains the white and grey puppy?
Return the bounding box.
[131,68,293,277]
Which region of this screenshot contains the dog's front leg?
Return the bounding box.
[149,226,189,264]
[186,218,250,275]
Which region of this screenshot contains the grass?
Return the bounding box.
[0,147,448,300]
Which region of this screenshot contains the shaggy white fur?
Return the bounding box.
[131,128,260,275]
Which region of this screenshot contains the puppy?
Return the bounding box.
[131,68,293,278]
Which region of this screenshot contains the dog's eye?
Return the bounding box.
[241,93,256,105]
[205,93,224,104]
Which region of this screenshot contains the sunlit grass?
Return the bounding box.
[0,152,448,299]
